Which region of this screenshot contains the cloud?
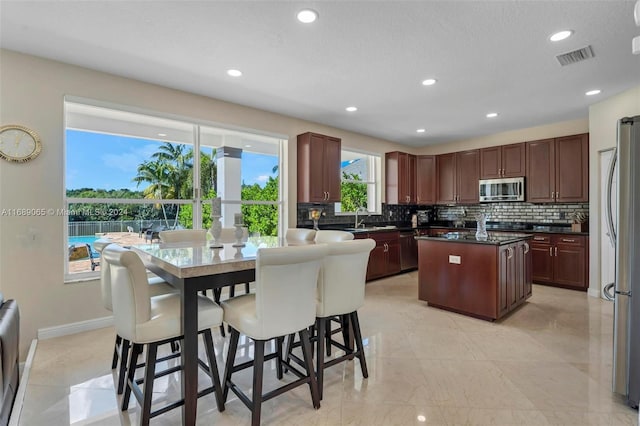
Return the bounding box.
[256,175,269,183]
[101,144,159,174]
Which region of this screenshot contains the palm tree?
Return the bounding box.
[151,143,193,228]
[132,160,173,226]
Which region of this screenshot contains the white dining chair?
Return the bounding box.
[283,239,374,399]
[159,229,207,243]
[220,244,328,426]
[103,244,224,425]
[314,230,355,243]
[313,239,375,399]
[93,238,177,394]
[285,228,316,244]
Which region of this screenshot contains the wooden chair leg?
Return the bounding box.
[325,319,332,356]
[117,339,131,394]
[350,311,368,378]
[251,340,265,426]
[283,333,295,373]
[140,343,158,426]
[244,282,250,294]
[341,314,353,352]
[122,343,142,410]
[112,335,122,369]
[299,328,320,409]
[203,329,224,411]
[315,318,326,401]
[222,328,240,404]
[229,285,236,298]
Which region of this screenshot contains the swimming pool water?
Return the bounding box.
[68,236,98,246]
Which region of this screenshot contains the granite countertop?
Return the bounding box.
[318,221,588,235]
[416,231,534,246]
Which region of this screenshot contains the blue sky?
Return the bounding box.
[66,130,278,191]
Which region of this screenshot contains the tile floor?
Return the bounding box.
[16,272,639,425]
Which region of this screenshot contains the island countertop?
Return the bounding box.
[416,231,533,245]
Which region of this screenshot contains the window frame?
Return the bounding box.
[335,148,382,216]
[63,97,285,281]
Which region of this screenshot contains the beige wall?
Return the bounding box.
[588,86,640,297]
[0,50,408,358]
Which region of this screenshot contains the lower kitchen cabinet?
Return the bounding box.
[498,240,532,318]
[356,231,401,281]
[530,233,588,290]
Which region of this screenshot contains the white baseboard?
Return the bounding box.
[9,339,37,426]
[587,287,602,299]
[37,316,113,340]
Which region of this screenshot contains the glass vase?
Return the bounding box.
[475,219,488,240]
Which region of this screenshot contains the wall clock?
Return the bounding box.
[0,125,42,163]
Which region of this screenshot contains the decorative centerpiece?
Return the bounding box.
[309,208,323,231]
[233,213,245,247]
[209,197,223,248]
[475,212,488,240]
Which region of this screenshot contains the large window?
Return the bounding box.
[64,100,283,279]
[335,149,381,215]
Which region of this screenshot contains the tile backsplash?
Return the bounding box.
[296,202,589,228]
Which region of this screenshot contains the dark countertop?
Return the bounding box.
[314,221,588,236]
[416,231,533,246]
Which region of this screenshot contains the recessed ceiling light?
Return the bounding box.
[345,106,358,112]
[227,69,242,77]
[244,144,252,148]
[486,112,499,118]
[157,133,167,137]
[422,78,437,86]
[416,128,426,133]
[297,9,318,23]
[586,89,601,96]
[549,30,573,42]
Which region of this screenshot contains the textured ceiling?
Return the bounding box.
[1,1,639,147]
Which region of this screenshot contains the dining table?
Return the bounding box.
[131,236,282,426]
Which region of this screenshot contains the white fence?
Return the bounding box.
[68,220,167,236]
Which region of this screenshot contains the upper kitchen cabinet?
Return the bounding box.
[386,151,416,205]
[297,132,342,203]
[416,155,436,204]
[437,149,480,204]
[480,143,526,179]
[526,133,588,203]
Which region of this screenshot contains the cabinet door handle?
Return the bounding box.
[551,191,555,199]
[524,242,530,254]
[555,247,558,256]
[507,247,513,259]
[556,192,559,199]
[561,238,575,243]
[549,247,553,256]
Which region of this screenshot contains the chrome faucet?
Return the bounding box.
[355,206,368,228]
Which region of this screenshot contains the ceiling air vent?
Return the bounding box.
[556,45,595,66]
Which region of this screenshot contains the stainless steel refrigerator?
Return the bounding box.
[609,115,640,408]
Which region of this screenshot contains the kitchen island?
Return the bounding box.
[417,231,533,321]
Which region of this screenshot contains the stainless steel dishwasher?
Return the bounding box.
[399,230,418,271]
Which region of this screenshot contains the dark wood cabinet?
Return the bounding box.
[436,153,456,204]
[526,134,588,203]
[359,231,401,281]
[416,155,436,204]
[399,231,418,271]
[456,150,480,204]
[386,152,416,204]
[498,240,532,318]
[529,233,588,290]
[436,150,479,204]
[418,238,531,321]
[480,143,525,179]
[297,132,341,203]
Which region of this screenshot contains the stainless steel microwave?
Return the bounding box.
[479,177,525,202]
